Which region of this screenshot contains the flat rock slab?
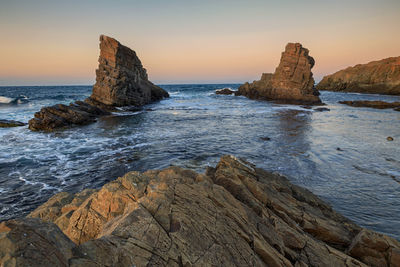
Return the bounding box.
[28,100,110,131]
[339,100,400,111]
[0,120,26,128]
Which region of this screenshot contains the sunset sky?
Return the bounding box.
[1,0,399,86]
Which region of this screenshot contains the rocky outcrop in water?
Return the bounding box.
[237,43,321,105]
[28,101,110,131]
[215,88,237,95]
[1,155,399,266]
[28,35,168,131]
[89,35,169,106]
[339,100,400,112]
[316,57,400,95]
[0,119,26,128]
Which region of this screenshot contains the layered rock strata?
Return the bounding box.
[238,43,321,105]
[90,35,169,106]
[28,35,168,131]
[1,155,399,266]
[316,57,400,95]
[28,101,110,131]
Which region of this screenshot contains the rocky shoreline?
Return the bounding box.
[1,155,399,266]
[316,57,400,95]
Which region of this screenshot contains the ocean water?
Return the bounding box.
[0,84,399,240]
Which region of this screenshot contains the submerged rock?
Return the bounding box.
[1,155,399,266]
[0,119,26,128]
[339,100,400,111]
[314,107,330,112]
[316,56,400,95]
[28,35,169,132]
[215,88,236,95]
[237,43,321,105]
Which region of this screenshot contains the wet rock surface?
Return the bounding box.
[28,101,110,131]
[28,35,168,132]
[316,56,400,95]
[215,88,236,95]
[237,43,321,105]
[1,155,399,266]
[313,107,330,112]
[339,100,400,112]
[0,120,26,128]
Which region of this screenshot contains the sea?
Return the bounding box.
[0,84,399,240]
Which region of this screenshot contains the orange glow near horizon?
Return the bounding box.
[1,0,399,85]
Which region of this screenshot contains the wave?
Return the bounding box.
[0,95,29,105]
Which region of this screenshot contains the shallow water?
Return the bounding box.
[0,84,399,239]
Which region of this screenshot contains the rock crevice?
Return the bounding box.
[1,155,399,266]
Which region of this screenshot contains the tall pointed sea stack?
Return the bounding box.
[237,43,321,105]
[29,35,168,131]
[89,35,169,106]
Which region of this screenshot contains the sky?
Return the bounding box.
[0,0,399,86]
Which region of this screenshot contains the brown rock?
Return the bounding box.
[89,35,169,106]
[0,218,75,267]
[0,120,26,128]
[28,35,168,132]
[339,100,400,110]
[28,101,110,131]
[317,56,400,95]
[2,155,400,266]
[215,88,236,95]
[347,229,400,267]
[238,43,321,105]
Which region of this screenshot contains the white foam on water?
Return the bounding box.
[0,96,14,104]
[387,170,400,177]
[168,91,181,95]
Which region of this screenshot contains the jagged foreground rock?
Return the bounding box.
[316,56,400,95]
[1,156,399,266]
[237,43,322,105]
[28,35,168,131]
